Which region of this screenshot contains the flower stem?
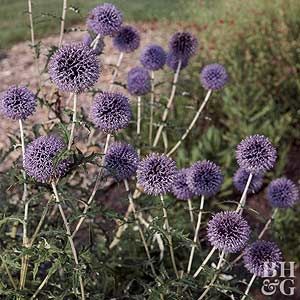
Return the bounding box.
[187,195,205,274]
[236,173,253,213]
[153,60,182,147]
[241,274,256,300]
[109,52,124,91]
[137,96,142,155]
[197,250,225,300]
[27,0,40,84]
[90,34,100,49]
[51,182,85,300]
[124,179,157,278]
[58,0,67,47]
[0,255,17,290]
[229,208,278,268]
[187,199,195,231]
[72,133,111,238]
[167,90,212,156]
[68,93,77,150]
[19,119,29,290]
[193,246,216,278]
[149,71,155,145]
[160,195,179,279]
[258,208,278,239]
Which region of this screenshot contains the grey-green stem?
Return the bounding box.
[68,93,77,150]
[51,182,85,300]
[241,274,256,300]
[72,133,111,238]
[149,71,155,145]
[153,60,182,147]
[160,195,179,278]
[197,250,225,300]
[187,195,205,274]
[236,173,253,213]
[109,52,124,91]
[167,89,212,156]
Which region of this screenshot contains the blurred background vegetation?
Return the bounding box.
[0,0,300,298]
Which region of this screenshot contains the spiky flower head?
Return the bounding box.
[166,52,189,72]
[82,33,105,55]
[48,43,100,93]
[140,44,166,71]
[105,142,139,181]
[187,160,223,197]
[243,240,282,277]
[200,63,228,91]
[127,67,151,96]
[207,211,251,253]
[171,168,194,201]
[90,91,131,134]
[233,168,264,194]
[169,31,198,60]
[267,178,299,208]
[87,3,123,36]
[0,86,36,120]
[23,135,70,183]
[236,135,277,174]
[113,25,140,53]
[137,153,177,196]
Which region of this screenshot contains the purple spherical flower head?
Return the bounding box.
[86,3,123,36]
[207,211,251,253]
[140,44,166,71]
[236,134,277,174]
[113,25,140,53]
[23,135,70,183]
[0,86,36,120]
[49,43,100,94]
[166,52,189,72]
[105,142,139,181]
[137,153,177,196]
[90,91,132,134]
[82,34,104,55]
[243,240,282,277]
[233,168,263,194]
[171,168,194,201]
[187,160,223,197]
[127,67,151,96]
[169,31,198,60]
[200,63,228,91]
[267,178,299,208]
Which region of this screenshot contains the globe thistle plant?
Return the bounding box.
[140,44,166,71]
[0,86,36,120]
[200,63,228,91]
[87,3,123,37]
[169,31,198,60]
[243,240,282,277]
[236,134,277,174]
[267,178,299,208]
[48,43,100,94]
[137,153,177,196]
[82,33,104,55]
[127,67,151,96]
[105,142,139,181]
[171,168,194,201]
[187,160,223,197]
[207,211,251,253]
[23,135,70,183]
[233,168,264,194]
[166,52,189,72]
[113,25,140,53]
[90,91,132,134]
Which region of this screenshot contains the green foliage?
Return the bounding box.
[0,0,300,299]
